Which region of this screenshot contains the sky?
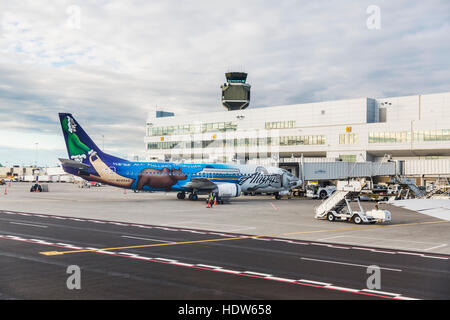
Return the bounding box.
[0,0,449,167]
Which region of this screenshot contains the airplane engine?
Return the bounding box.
[216,183,241,198]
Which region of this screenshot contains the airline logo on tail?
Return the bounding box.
[61,115,97,162]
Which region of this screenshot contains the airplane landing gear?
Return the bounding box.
[188,193,198,201]
[177,192,186,199]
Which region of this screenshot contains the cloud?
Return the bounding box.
[0,0,449,165]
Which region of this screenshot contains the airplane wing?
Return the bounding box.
[183,178,218,191]
[58,158,91,170]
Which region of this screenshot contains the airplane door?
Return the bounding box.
[281,173,290,188]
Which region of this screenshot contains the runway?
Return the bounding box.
[0,210,448,300]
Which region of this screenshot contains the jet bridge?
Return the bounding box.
[301,160,397,181]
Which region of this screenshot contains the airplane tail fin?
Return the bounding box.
[58,113,126,165]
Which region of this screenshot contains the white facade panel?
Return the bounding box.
[404,159,450,175]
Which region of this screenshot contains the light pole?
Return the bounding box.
[35,142,39,167]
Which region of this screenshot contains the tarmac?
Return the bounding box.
[1,182,449,255]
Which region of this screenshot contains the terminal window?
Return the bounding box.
[339,133,359,144]
[368,131,410,143]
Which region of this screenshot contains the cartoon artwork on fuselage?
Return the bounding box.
[136,167,187,190]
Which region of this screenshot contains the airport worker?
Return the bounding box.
[209,193,214,208]
[207,193,212,208]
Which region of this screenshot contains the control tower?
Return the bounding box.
[220,72,251,111]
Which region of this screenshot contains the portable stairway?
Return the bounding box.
[424,187,442,199]
[314,180,364,219]
[314,190,359,219]
[393,175,425,198]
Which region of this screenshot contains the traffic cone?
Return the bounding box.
[4,187,7,195]
[207,200,211,208]
[123,188,127,194]
[214,198,217,206]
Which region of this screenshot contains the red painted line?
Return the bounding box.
[0,234,414,300]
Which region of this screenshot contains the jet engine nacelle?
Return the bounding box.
[216,183,241,198]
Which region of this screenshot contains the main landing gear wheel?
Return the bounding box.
[275,193,281,200]
[177,192,186,199]
[188,193,198,201]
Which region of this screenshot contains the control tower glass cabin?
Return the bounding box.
[221,72,251,111]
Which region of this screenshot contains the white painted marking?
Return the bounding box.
[243,271,272,277]
[328,245,351,249]
[311,243,331,247]
[370,249,396,254]
[423,244,447,252]
[171,262,194,267]
[399,296,420,300]
[110,222,128,226]
[318,235,345,241]
[57,244,83,249]
[397,251,424,257]
[300,257,402,272]
[264,277,296,283]
[29,239,53,245]
[134,256,153,261]
[10,222,48,228]
[121,235,171,243]
[252,237,271,241]
[298,279,332,286]
[118,252,139,257]
[360,289,400,297]
[326,285,360,293]
[421,255,449,260]
[196,264,221,269]
[90,220,106,224]
[155,227,176,231]
[216,269,242,274]
[96,250,117,255]
[154,258,177,263]
[351,247,374,251]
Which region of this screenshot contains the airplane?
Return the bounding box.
[58,113,302,202]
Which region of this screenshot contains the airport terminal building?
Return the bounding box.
[144,75,450,179]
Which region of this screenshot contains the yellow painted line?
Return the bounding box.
[40,220,448,256]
